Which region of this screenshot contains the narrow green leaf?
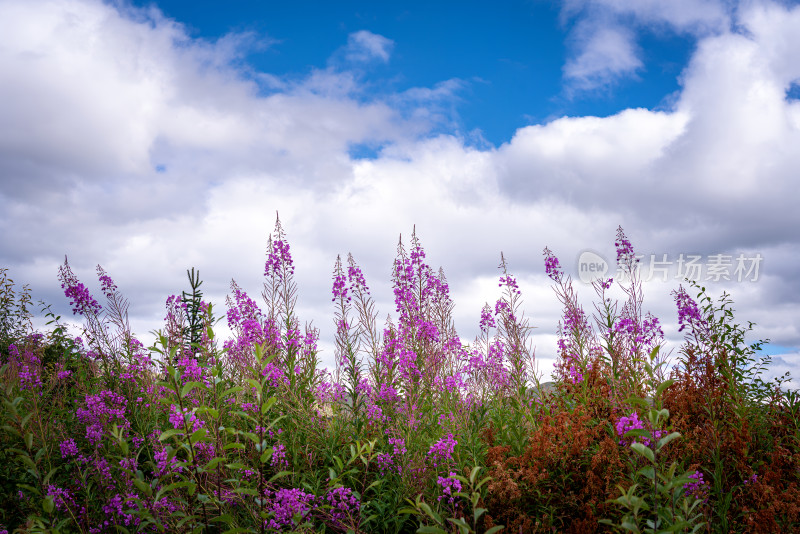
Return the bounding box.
[158,429,184,442]
[133,478,153,497]
[655,379,675,399]
[656,431,682,452]
[180,381,202,398]
[268,470,291,483]
[485,526,506,534]
[261,396,277,414]
[203,457,225,470]
[630,442,655,463]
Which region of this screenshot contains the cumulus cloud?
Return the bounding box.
[1,0,799,382]
[563,24,643,89]
[344,30,394,63]
[560,0,733,92]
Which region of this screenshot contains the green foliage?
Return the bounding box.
[601,348,706,534]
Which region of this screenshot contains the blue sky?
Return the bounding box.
[1,0,799,383]
[130,0,693,147]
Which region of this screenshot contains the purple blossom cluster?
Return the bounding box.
[7,344,43,392]
[265,218,296,282]
[46,485,76,513]
[615,411,664,447]
[324,487,361,528]
[615,226,639,267]
[427,433,457,468]
[271,443,289,471]
[479,304,496,333]
[673,285,707,335]
[58,257,102,317]
[60,438,79,458]
[376,437,407,475]
[613,312,664,351]
[96,265,118,300]
[543,247,563,282]
[76,390,129,445]
[267,488,315,531]
[684,470,709,502]
[437,472,463,505]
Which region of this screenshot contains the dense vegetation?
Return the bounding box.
[1,220,798,533]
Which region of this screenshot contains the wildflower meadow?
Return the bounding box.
[1,219,798,533]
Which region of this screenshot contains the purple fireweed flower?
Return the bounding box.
[96,265,118,300]
[615,411,664,447]
[673,285,706,334]
[615,226,639,266]
[9,344,43,392]
[332,256,349,303]
[437,472,462,505]
[76,390,128,445]
[684,470,709,502]
[325,487,360,528]
[543,247,563,282]
[428,433,457,468]
[58,257,102,317]
[60,438,79,458]
[268,488,315,531]
[265,227,295,281]
[375,452,396,474]
[271,443,289,471]
[347,261,369,294]
[46,485,76,513]
[101,492,140,527]
[168,404,204,432]
[154,446,182,477]
[479,303,496,333]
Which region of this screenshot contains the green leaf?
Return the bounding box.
[268,470,291,483]
[133,478,153,497]
[260,448,273,464]
[189,428,208,444]
[656,431,681,452]
[181,381,203,398]
[261,396,277,414]
[244,379,260,391]
[42,495,54,514]
[417,527,448,534]
[630,442,655,463]
[203,457,225,470]
[24,432,33,450]
[18,453,37,472]
[158,429,184,442]
[485,527,506,534]
[655,379,675,400]
[638,466,656,480]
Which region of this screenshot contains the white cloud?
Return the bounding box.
[344,30,394,63]
[560,0,733,91]
[563,24,643,89]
